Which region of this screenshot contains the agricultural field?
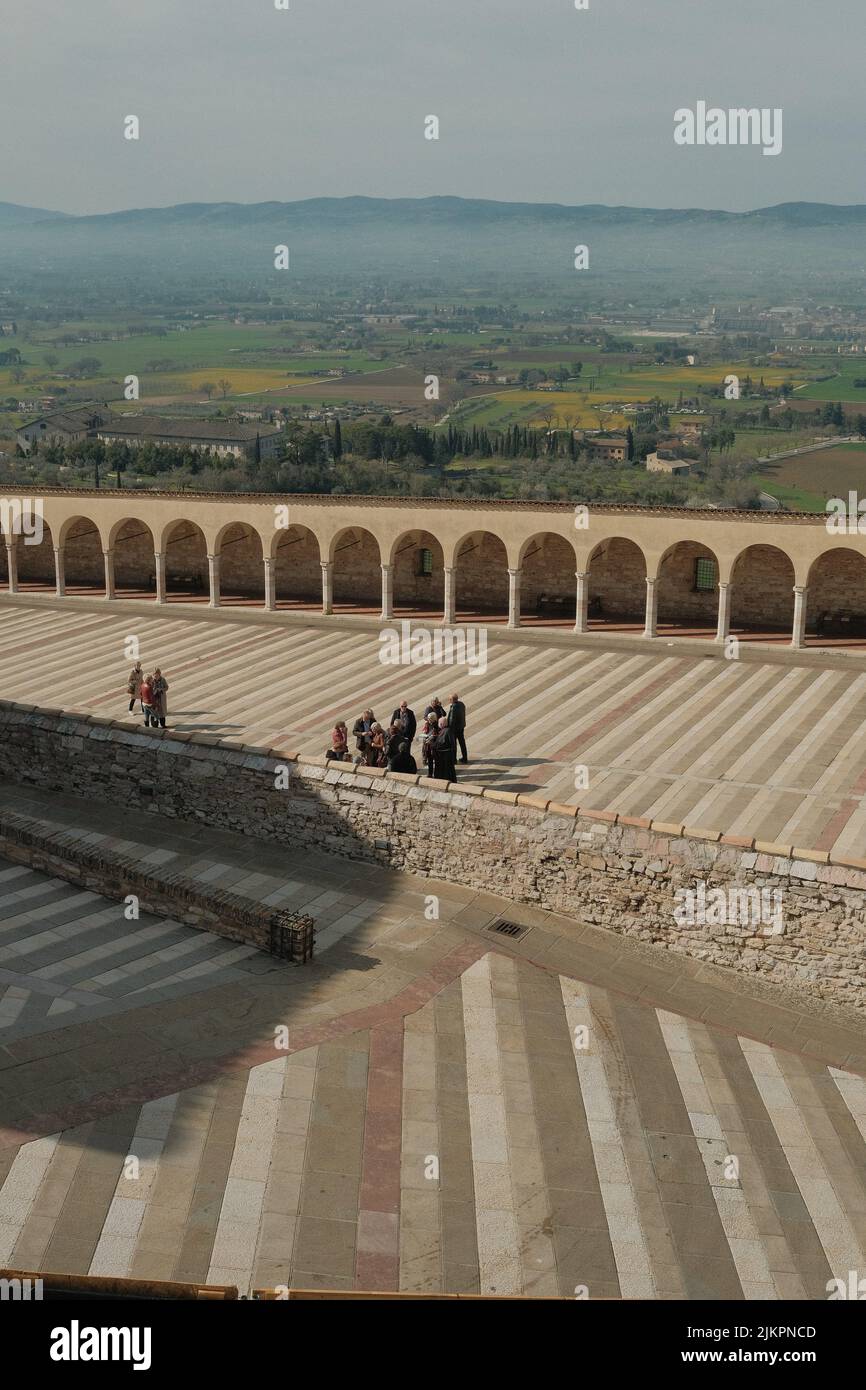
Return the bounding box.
[443,359,805,432]
[0,321,406,411]
[752,442,866,511]
[791,359,866,402]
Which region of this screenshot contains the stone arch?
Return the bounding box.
[14,519,55,590]
[272,524,321,609]
[110,518,156,597]
[519,532,579,624]
[162,519,209,601]
[453,530,509,620]
[331,527,381,610]
[215,522,264,604]
[586,536,647,630]
[806,548,866,645]
[60,516,104,593]
[390,530,445,615]
[657,540,721,634]
[730,544,795,633]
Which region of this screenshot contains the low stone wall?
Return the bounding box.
[0,804,314,959]
[0,700,863,1010]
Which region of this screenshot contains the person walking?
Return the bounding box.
[140,673,155,729]
[127,660,143,714]
[447,692,468,764]
[151,668,169,729]
[390,700,417,744]
[433,715,457,782]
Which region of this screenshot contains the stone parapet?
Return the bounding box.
[0,699,863,1008]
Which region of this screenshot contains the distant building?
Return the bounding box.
[18,407,283,461]
[17,406,116,454]
[97,417,283,460]
[580,433,629,463]
[646,449,691,476]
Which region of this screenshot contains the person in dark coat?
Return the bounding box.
[432,716,457,782]
[424,696,445,725]
[385,722,403,762]
[388,740,417,774]
[447,692,468,764]
[390,700,417,744]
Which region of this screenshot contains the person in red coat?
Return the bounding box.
[139,675,155,729]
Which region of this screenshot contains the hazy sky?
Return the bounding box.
[2,0,863,215]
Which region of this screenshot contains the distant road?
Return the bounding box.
[756,434,859,465]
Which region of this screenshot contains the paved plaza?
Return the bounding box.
[2,602,866,859]
[0,785,865,1298]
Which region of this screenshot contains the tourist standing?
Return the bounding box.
[433,716,456,782]
[424,696,445,725]
[421,715,437,777]
[140,674,155,729]
[151,668,169,729]
[447,692,468,764]
[390,700,417,744]
[127,661,143,713]
[352,710,375,762]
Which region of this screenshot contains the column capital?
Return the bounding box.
[645,574,658,587]
[262,554,273,568]
[507,566,522,578]
[575,569,590,581]
[717,579,730,590]
[793,583,808,596]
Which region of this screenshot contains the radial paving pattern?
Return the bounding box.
[2,951,865,1298]
[2,604,866,856]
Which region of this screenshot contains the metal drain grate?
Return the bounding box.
[486,919,530,940]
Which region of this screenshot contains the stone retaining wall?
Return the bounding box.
[0,699,863,1010]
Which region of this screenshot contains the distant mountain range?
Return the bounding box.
[4,196,866,302]
[4,195,866,229]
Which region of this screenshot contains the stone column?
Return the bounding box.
[321,560,333,615]
[715,580,731,643]
[507,567,521,629]
[574,570,590,634]
[154,551,166,605]
[443,565,456,625]
[103,548,115,600]
[54,546,65,598]
[791,584,808,649]
[5,543,18,595]
[207,554,220,609]
[263,556,276,611]
[643,575,658,639]
[380,563,394,621]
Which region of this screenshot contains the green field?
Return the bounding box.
[791,359,866,402]
[752,442,866,511]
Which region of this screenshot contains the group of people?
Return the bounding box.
[126,661,170,730]
[328,694,468,782]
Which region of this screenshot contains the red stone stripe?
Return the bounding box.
[0,940,490,1150]
[355,1025,404,1291]
[546,661,691,761]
